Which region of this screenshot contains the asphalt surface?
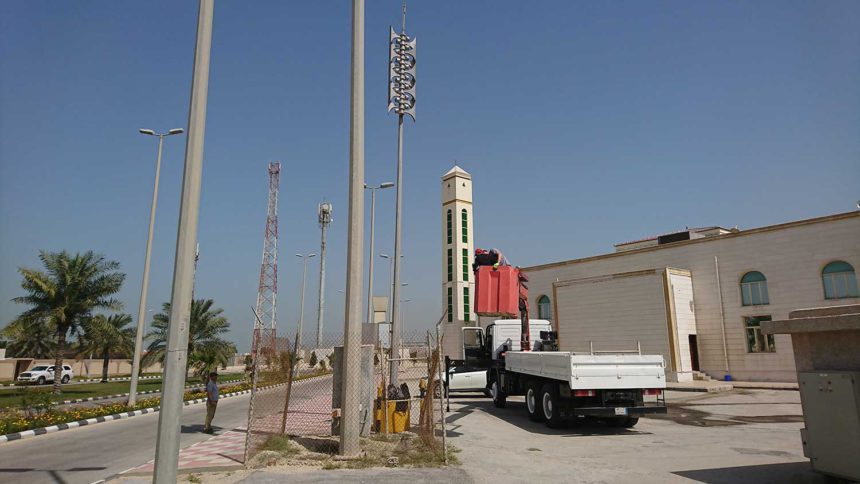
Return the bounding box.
[446,389,826,484]
[1,388,251,484]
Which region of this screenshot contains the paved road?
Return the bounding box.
[0,375,332,484]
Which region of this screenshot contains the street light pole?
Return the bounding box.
[316,202,332,348]
[129,127,183,406]
[340,0,365,457]
[296,253,316,350]
[364,182,393,326]
[153,0,214,481]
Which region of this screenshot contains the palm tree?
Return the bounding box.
[11,251,125,394]
[2,314,56,358]
[77,314,135,383]
[142,299,236,381]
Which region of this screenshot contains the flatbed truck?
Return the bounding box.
[461,265,667,428]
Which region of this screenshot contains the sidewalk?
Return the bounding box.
[119,428,247,477]
[666,379,798,393]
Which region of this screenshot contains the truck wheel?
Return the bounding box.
[491,381,506,408]
[37,376,46,385]
[526,381,544,422]
[540,382,563,428]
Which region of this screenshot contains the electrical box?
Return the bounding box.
[797,371,860,481]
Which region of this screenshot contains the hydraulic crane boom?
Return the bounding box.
[517,270,531,352]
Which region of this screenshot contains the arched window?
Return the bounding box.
[740,271,769,306]
[446,210,452,244]
[537,295,552,319]
[822,261,859,299]
[461,209,468,243]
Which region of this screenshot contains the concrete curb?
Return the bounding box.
[0,373,331,444]
[666,383,734,393]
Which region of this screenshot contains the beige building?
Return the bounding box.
[522,211,860,382]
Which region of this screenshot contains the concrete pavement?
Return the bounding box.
[445,389,824,484]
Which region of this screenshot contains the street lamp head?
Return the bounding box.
[380,254,390,259]
[168,128,185,135]
[380,182,395,189]
[309,253,317,258]
[139,128,156,136]
[295,254,303,258]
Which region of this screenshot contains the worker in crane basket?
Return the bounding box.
[473,248,510,272]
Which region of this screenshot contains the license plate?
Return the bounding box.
[614,407,627,416]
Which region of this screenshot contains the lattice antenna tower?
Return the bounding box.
[253,162,281,344]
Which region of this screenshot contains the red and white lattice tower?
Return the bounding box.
[252,162,280,356]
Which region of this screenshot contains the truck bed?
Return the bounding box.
[505,351,666,390]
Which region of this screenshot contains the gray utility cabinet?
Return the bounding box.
[798,371,860,481]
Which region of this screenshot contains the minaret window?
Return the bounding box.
[463,287,470,322]
[447,209,453,244]
[447,287,453,323]
[461,209,468,243]
[447,249,453,282]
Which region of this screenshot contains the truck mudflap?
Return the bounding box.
[569,405,667,418]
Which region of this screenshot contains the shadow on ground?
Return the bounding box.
[445,397,652,437]
[673,461,829,484]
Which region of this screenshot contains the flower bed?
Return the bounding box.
[0,382,252,435]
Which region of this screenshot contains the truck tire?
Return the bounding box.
[490,381,506,408]
[37,376,46,385]
[61,375,70,384]
[540,382,564,428]
[526,381,544,422]
[610,417,639,428]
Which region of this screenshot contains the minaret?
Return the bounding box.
[441,165,476,358]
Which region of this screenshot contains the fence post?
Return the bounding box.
[436,322,447,463]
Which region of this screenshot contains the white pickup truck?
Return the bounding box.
[461,320,667,428]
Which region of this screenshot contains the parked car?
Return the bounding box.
[17,365,74,385]
[445,365,489,397]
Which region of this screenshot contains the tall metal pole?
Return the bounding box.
[365,188,377,326]
[316,203,332,348]
[128,134,163,406]
[390,113,404,385]
[316,227,326,347]
[152,0,213,481]
[296,254,315,350]
[340,0,364,457]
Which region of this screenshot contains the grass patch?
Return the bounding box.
[0,374,246,409]
[0,380,165,409]
[261,435,298,455]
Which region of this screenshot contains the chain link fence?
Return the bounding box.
[244,324,448,468]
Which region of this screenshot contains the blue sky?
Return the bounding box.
[1,1,858,352]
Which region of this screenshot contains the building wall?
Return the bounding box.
[0,358,164,381]
[669,270,698,381]
[554,270,671,358]
[525,212,860,382]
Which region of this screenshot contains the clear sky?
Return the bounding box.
[1,1,858,352]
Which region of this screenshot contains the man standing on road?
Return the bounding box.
[204,371,219,434]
